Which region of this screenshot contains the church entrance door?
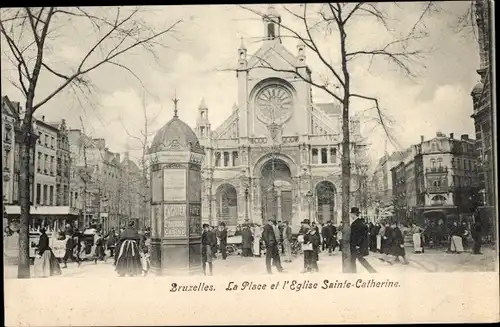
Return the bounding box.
[260,158,293,223]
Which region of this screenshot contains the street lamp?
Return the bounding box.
[306,190,313,222]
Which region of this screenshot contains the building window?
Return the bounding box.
[44,134,48,146]
[36,183,41,205]
[44,154,48,173]
[56,184,61,206]
[37,152,42,172]
[437,158,442,167]
[51,136,55,149]
[431,143,437,151]
[232,151,239,166]
[200,126,205,137]
[330,148,337,164]
[457,158,461,169]
[64,185,68,205]
[43,184,48,205]
[321,148,328,164]
[312,148,319,164]
[49,185,54,206]
[223,152,230,167]
[215,152,221,167]
[430,159,436,168]
[451,158,455,168]
[267,23,275,38]
[50,156,55,175]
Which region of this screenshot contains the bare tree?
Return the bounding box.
[0,6,183,278]
[120,93,161,229]
[236,3,435,272]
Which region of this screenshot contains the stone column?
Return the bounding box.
[276,188,282,222]
[229,151,233,167]
[317,148,321,164]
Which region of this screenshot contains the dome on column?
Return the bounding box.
[149,95,202,153]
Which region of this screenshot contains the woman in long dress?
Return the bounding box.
[448,221,464,253]
[410,223,423,253]
[34,228,61,278]
[115,221,143,277]
[252,224,262,257]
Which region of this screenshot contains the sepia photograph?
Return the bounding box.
[2,2,498,325]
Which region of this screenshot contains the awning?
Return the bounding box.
[5,205,81,216]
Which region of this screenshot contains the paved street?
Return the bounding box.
[5,245,495,279]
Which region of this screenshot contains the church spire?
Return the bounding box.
[263,4,281,42]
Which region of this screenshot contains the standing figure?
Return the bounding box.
[94,232,106,264]
[115,221,142,277]
[241,225,254,257]
[209,226,217,259]
[368,222,377,252]
[471,217,483,255]
[301,221,314,273]
[252,224,262,257]
[217,223,228,260]
[349,208,369,268]
[410,223,423,253]
[391,223,409,264]
[448,221,464,254]
[62,233,80,268]
[321,221,332,253]
[282,221,293,262]
[106,228,117,258]
[201,224,217,275]
[382,222,393,262]
[262,219,284,274]
[34,228,61,278]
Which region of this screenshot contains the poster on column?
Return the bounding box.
[188,170,201,202]
[163,169,186,201]
[164,204,186,237]
[151,170,163,202]
[189,203,202,236]
[150,205,161,238]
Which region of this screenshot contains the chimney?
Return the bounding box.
[461,134,469,140]
[450,133,454,139]
[420,135,424,143]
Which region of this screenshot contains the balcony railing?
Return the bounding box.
[426,167,448,173]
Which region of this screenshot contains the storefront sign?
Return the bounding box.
[163,169,186,201]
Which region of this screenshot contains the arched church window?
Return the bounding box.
[232,151,239,166]
[268,23,275,38]
[321,148,328,164]
[215,152,221,167]
[330,148,337,163]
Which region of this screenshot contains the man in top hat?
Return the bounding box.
[349,207,369,268]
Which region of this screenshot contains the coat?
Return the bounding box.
[262,224,277,247]
[322,225,333,239]
[38,233,50,255]
[241,229,253,249]
[350,218,369,257]
[391,227,406,257]
[218,229,228,245]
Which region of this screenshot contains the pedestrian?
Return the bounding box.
[241,225,253,257]
[330,222,338,254]
[278,221,285,254]
[141,232,151,276]
[321,222,331,252]
[349,207,369,268]
[34,228,61,278]
[390,223,409,265]
[263,219,284,274]
[201,223,216,275]
[94,232,106,264]
[302,220,320,273]
[410,222,423,253]
[62,233,80,268]
[106,228,117,258]
[217,223,228,260]
[461,221,470,250]
[252,223,262,257]
[471,216,483,255]
[115,221,142,277]
[368,222,377,252]
[381,221,393,262]
[282,221,292,262]
[448,221,464,254]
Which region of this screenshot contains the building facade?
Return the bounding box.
[194,6,366,228]
[120,153,148,229]
[391,132,480,228]
[471,0,494,208]
[1,96,21,206]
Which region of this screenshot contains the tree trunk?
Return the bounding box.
[18,125,33,278]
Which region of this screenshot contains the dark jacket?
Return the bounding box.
[120,227,140,241]
[350,218,368,256]
[284,226,292,242]
[202,230,217,246]
[241,229,253,249]
[391,227,406,257]
[262,224,277,247]
[218,229,228,245]
[65,237,75,250]
[38,233,50,255]
[304,231,321,251]
[322,225,333,239]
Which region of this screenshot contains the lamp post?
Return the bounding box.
[306,190,313,222]
[244,187,249,223]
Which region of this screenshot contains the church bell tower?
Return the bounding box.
[263,4,282,43]
[196,98,211,146]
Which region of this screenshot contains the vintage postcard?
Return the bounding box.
[2,2,498,325]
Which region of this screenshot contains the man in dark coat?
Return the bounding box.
[241,225,253,257]
[471,216,483,255]
[349,207,369,267]
[202,224,217,275]
[63,233,80,268]
[321,222,331,252]
[217,223,228,260]
[262,219,284,274]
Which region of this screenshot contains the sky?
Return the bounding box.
[0,3,480,167]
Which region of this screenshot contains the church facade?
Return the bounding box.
[195,6,365,229]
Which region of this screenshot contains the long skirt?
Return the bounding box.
[450,235,464,253]
[34,251,51,278]
[115,240,142,276]
[283,239,292,261]
[253,239,260,256]
[413,233,423,252]
[376,235,382,252]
